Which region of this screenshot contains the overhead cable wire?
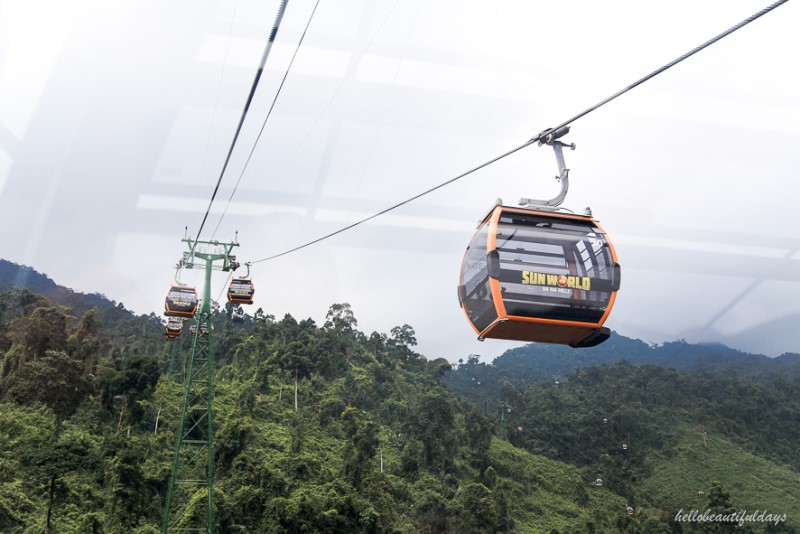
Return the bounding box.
[250,140,536,263]
[212,0,402,240]
[537,0,791,138]
[211,0,322,240]
[190,0,290,253]
[215,271,235,304]
[248,0,789,265]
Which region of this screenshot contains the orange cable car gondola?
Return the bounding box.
[165,318,183,339]
[227,262,255,305]
[227,278,255,305]
[164,285,198,318]
[189,322,214,337]
[457,127,620,348]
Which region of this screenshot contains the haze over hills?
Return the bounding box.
[4,257,797,370]
[0,259,138,323]
[445,330,800,409]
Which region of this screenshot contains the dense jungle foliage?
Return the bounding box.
[0,261,798,533]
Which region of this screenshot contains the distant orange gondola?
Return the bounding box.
[189,322,214,337]
[227,278,255,305]
[165,318,183,339]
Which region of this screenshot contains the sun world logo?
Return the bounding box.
[521,271,591,291]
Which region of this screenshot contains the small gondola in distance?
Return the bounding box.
[227,278,255,305]
[458,204,620,348]
[164,285,198,318]
[165,318,183,339]
[189,322,213,337]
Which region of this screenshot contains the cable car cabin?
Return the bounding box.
[165,318,183,339]
[164,285,198,318]
[227,278,255,305]
[458,205,620,348]
[189,323,213,337]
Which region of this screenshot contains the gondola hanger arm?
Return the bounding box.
[174,262,183,285]
[519,126,576,209]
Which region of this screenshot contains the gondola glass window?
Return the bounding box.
[495,211,615,323]
[460,223,496,332]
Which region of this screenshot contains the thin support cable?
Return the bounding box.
[536,0,790,139]
[215,271,234,304]
[211,0,322,240]
[191,0,290,254]
[249,0,789,265]
[250,140,533,263]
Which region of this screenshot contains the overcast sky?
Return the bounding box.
[1,0,798,362]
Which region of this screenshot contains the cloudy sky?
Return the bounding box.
[1,0,798,362]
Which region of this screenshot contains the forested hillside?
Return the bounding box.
[0,259,160,337]
[0,287,632,533]
[447,352,800,532]
[0,268,798,532]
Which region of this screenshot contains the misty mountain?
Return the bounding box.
[0,258,146,324]
[446,331,800,406]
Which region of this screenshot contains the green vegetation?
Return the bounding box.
[0,267,798,532]
[642,427,800,519]
[450,358,800,532]
[0,288,632,532]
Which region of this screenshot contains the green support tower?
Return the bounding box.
[162,237,239,533]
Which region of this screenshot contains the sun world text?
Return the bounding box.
[521,271,591,291]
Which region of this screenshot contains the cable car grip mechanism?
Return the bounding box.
[520,126,576,210]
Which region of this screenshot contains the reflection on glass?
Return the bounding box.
[495,213,614,323]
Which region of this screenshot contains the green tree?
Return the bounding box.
[106,355,160,426]
[341,407,378,488]
[407,390,457,470]
[699,481,740,533]
[454,483,499,533]
[67,307,101,375]
[21,425,101,533]
[8,350,91,423]
[324,303,357,333]
[9,305,68,363]
[464,409,493,471]
[0,287,49,332]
